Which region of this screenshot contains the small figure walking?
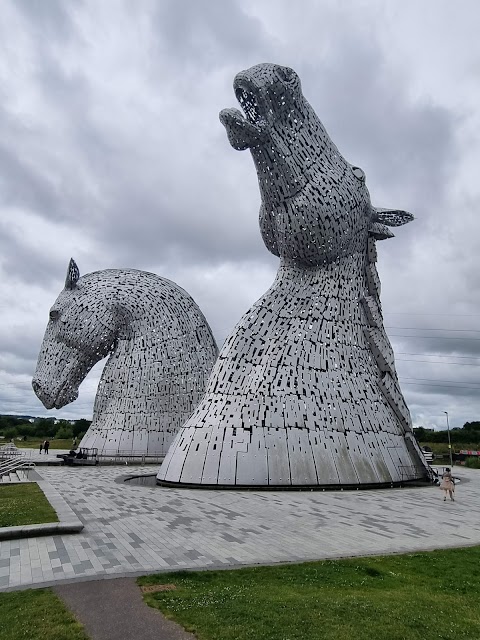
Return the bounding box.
[39,442,43,454]
[440,467,455,501]
[44,440,50,455]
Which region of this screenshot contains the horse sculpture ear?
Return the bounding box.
[373,208,414,227]
[65,258,80,290]
[369,208,414,241]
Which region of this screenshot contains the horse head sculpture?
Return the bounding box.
[158,63,429,487]
[33,259,116,409]
[220,63,413,265]
[33,259,218,456]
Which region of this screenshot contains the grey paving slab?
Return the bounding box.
[0,465,479,591]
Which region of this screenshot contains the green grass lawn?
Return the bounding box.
[0,483,58,527]
[138,546,480,640]
[13,438,73,450]
[0,588,89,640]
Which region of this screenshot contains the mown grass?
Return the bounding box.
[0,483,58,527]
[421,442,480,457]
[13,438,73,450]
[138,546,480,640]
[0,588,89,640]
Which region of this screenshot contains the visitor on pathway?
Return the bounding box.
[440,467,455,501]
[43,440,50,454]
[39,442,43,454]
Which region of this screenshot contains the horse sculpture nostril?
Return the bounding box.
[32,379,41,394]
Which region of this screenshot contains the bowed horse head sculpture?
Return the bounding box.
[32,259,113,410]
[33,259,218,456]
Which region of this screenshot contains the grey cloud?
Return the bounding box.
[0,0,479,427]
[153,0,270,65]
[14,0,79,42]
[0,138,59,219]
[299,37,459,217]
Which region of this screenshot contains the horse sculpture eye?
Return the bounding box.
[276,66,294,83]
[352,166,366,181]
[49,310,60,321]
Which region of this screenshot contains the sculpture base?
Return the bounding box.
[156,477,432,491]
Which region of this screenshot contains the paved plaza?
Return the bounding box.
[1,465,479,591]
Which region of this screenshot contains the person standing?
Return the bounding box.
[440,467,455,501]
[39,442,43,454]
[44,440,50,455]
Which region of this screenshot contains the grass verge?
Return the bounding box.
[0,588,89,640]
[138,546,480,640]
[13,438,73,450]
[0,483,58,527]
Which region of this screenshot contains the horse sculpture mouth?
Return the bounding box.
[235,86,264,125]
[32,378,78,410]
[219,80,267,150]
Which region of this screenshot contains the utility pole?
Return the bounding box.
[444,411,453,468]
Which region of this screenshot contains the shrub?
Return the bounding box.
[464,457,480,469]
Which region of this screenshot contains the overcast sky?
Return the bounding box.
[1,0,479,431]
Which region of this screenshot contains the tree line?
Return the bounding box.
[414,421,480,446]
[0,415,91,441]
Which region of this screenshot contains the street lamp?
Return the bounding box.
[444,411,453,468]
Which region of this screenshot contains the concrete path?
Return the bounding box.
[55,577,194,640]
[0,465,478,592]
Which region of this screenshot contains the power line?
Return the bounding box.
[397,358,480,367]
[400,381,480,391]
[398,352,480,360]
[385,312,480,317]
[400,376,480,387]
[387,326,480,333]
[389,334,480,341]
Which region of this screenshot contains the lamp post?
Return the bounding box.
[444,411,453,468]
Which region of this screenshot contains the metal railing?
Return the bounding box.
[0,456,36,480]
[0,443,22,460]
[97,451,164,465]
[398,465,418,481]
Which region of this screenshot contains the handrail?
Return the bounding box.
[0,444,22,459]
[0,457,35,477]
[0,456,26,472]
[97,451,164,460]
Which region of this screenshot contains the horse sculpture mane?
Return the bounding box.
[33,259,218,457]
[157,63,429,488]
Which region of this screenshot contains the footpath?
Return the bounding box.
[55,576,194,640]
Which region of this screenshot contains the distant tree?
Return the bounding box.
[55,426,73,439]
[3,426,17,440]
[35,417,56,435]
[73,419,91,437]
[18,423,36,438]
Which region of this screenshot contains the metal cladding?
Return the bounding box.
[32,260,218,457]
[157,63,429,488]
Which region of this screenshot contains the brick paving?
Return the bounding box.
[0,465,478,591]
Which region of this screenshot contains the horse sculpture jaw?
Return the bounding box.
[32,377,79,409]
[32,349,83,409]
